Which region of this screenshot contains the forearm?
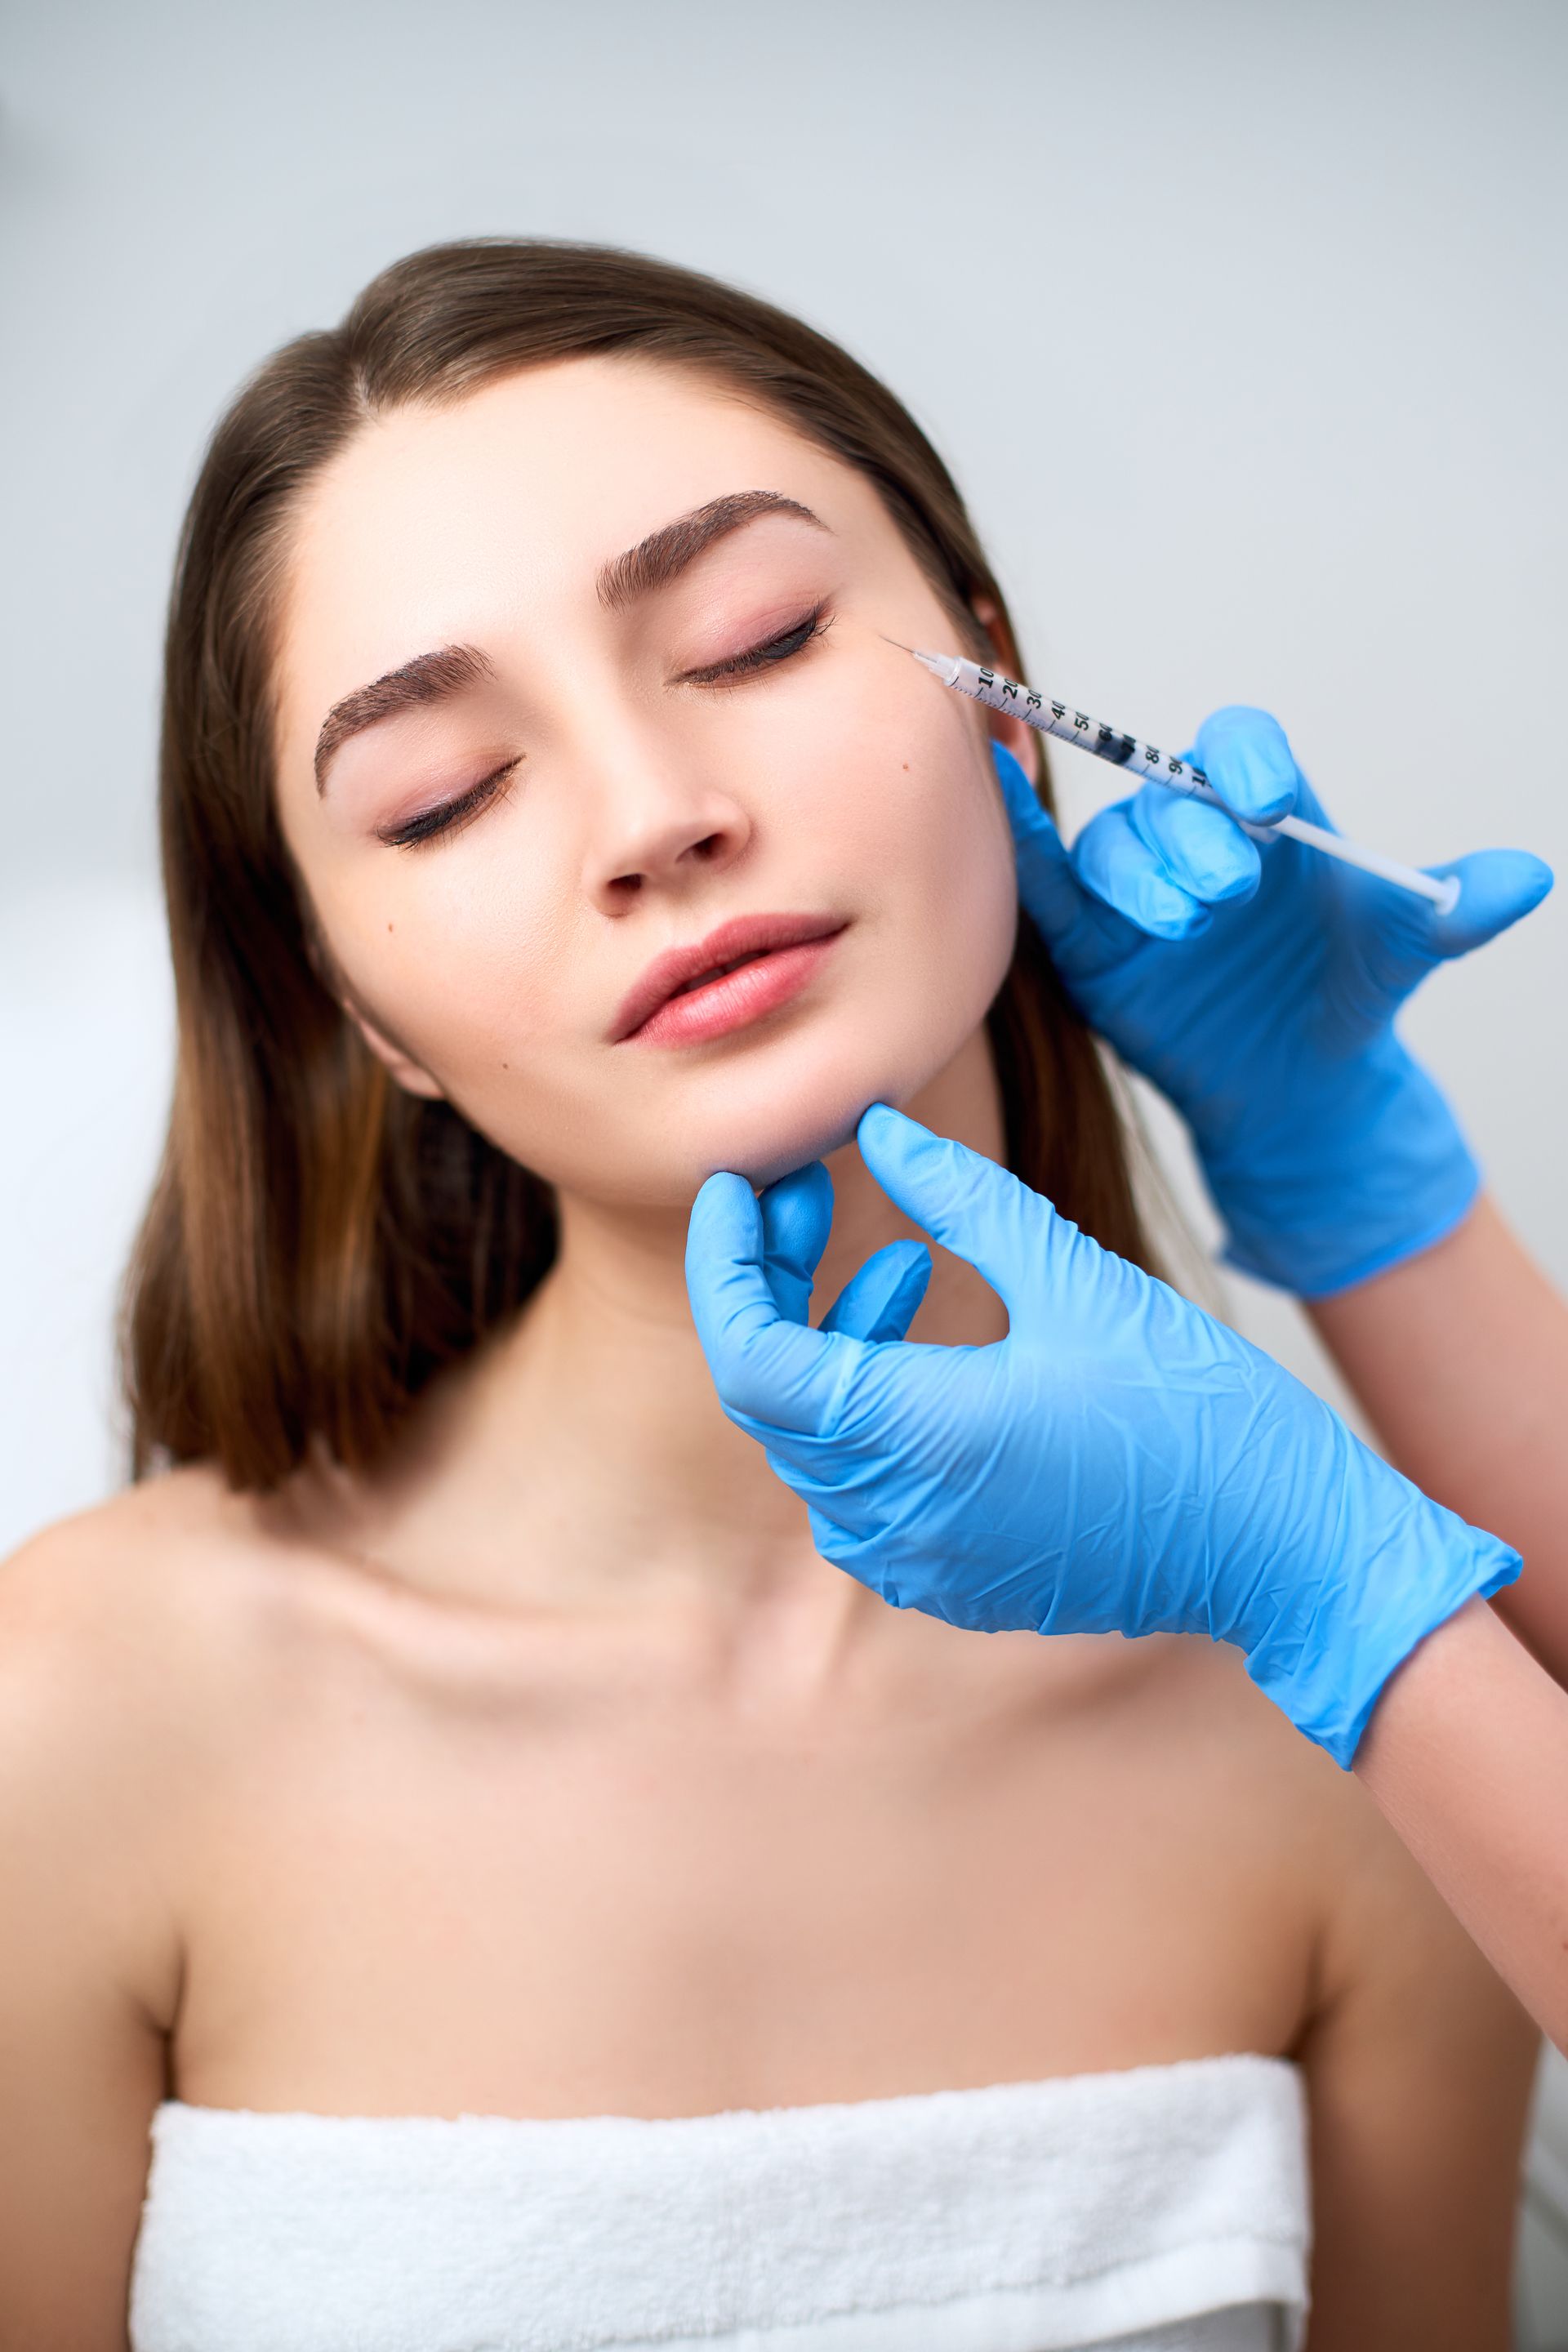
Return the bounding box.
[1308,1195,1568,1686]
[1354,1596,1568,2050]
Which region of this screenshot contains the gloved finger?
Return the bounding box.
[686,1172,862,1433]
[1424,847,1553,955]
[1197,760,1336,836]
[1127,784,1263,906]
[758,1160,834,1324]
[1072,804,1213,939]
[819,1238,933,1341]
[853,1102,1044,1309]
[1187,706,1303,825]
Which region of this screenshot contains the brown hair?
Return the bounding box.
[119,236,1152,1494]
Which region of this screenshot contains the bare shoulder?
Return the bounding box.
[0,1469,282,2345]
[0,1463,282,1717]
[0,1468,288,1988]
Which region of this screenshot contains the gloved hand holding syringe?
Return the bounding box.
[970,687,1549,1298]
[898,642,1460,911]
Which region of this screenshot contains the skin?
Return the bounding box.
[0,358,1538,2350]
[1356,1595,1568,2051]
[1309,1196,1568,2043]
[1312,1195,1568,1689]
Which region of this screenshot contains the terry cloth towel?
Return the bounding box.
[128,2051,1309,2352]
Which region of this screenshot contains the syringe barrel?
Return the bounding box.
[960,661,1211,799]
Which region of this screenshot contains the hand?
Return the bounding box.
[991,715,1552,1295]
[685,1103,1520,1768]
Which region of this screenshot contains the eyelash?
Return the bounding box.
[679,599,833,688]
[381,603,833,851]
[380,760,523,851]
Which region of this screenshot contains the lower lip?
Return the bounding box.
[626,933,844,1048]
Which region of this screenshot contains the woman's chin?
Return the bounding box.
[690,1095,867,1195]
[673,1053,899,1195]
[676,1022,974,1197]
[729,1115,866,1193]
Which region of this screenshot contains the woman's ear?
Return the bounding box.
[969,594,1041,784]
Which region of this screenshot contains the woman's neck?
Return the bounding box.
[287,1029,1009,1636]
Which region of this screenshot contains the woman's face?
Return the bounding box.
[272,359,1019,1204]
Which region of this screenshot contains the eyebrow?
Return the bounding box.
[595,488,828,613]
[314,488,829,794]
[314,643,496,794]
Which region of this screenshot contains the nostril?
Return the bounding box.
[689,834,724,864]
[611,873,644,896]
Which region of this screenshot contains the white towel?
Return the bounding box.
[128,2051,1309,2352]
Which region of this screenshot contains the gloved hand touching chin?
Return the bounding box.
[685,1106,1520,1771]
[990,715,1552,1295]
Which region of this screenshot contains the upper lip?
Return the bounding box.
[608,911,848,1041]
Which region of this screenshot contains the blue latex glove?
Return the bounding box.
[686,1104,1521,1768]
[991,716,1552,1294]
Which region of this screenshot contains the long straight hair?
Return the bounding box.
[120,238,1152,1493]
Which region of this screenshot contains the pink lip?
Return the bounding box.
[610,911,848,1047]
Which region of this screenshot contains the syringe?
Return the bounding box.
[907,648,1459,914]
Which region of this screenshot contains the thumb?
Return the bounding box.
[686,1173,862,1434]
[854,1103,1052,1310]
[1427,847,1553,956]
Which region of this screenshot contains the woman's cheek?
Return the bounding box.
[900,729,1017,931]
[350,904,560,1105]
[787,717,957,866]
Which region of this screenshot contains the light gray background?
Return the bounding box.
[3,0,1566,2337]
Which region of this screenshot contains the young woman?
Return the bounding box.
[0,239,1536,2352]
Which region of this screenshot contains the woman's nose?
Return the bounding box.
[582,757,753,913]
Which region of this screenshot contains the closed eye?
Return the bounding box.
[679,601,833,688]
[378,757,523,850]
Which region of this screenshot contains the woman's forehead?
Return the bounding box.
[290,357,878,593]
